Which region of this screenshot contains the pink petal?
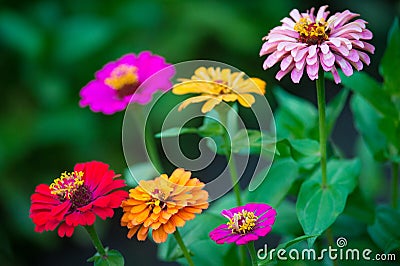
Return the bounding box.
[307,62,319,80]
[280,55,294,71]
[280,17,296,27]
[316,5,329,21]
[335,55,353,76]
[289,9,301,21]
[322,51,335,67]
[350,59,363,71]
[290,64,305,83]
[320,43,330,54]
[357,50,371,65]
[331,66,341,84]
[345,49,360,62]
[260,42,279,56]
[308,45,317,58]
[276,64,294,81]
[306,54,318,65]
[294,47,308,62]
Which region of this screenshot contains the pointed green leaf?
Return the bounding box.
[380,17,400,93]
[368,205,400,253]
[350,94,388,161]
[248,159,298,206]
[297,159,360,246]
[124,162,158,187]
[155,127,198,138]
[340,72,397,118]
[326,89,349,136]
[87,249,124,266]
[276,139,320,168]
[273,87,318,140]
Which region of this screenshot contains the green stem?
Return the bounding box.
[217,106,242,206]
[392,162,399,209]
[316,69,328,188]
[134,107,164,172]
[173,229,195,266]
[247,242,258,266]
[225,140,243,206]
[326,228,338,266]
[84,225,107,257]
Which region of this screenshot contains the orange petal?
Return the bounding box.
[137,226,149,241]
[133,208,150,224]
[163,221,176,234]
[127,225,140,239]
[152,228,169,243]
[170,214,186,227]
[130,204,148,213]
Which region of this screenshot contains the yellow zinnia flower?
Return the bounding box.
[172,67,266,113]
[120,168,209,243]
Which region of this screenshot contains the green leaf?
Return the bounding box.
[380,17,400,93]
[158,213,229,264]
[350,94,388,161]
[276,139,320,168]
[368,205,400,253]
[124,162,158,187]
[296,159,360,246]
[326,89,349,136]
[248,159,298,206]
[231,129,276,155]
[273,87,318,140]
[340,72,398,118]
[87,249,124,266]
[155,127,198,138]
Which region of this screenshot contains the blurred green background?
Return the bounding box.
[0,0,399,265]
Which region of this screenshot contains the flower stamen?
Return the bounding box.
[294,17,329,45]
[50,171,84,200]
[105,64,139,98]
[227,210,258,235]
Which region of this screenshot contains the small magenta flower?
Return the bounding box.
[79,51,175,114]
[209,203,276,245]
[260,5,374,84]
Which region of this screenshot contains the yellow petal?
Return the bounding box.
[249,78,266,94]
[172,82,214,95]
[221,94,237,102]
[178,95,214,111]
[201,97,222,113]
[237,94,255,107]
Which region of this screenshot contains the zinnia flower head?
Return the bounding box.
[121,168,209,243]
[209,203,276,245]
[29,161,128,237]
[172,67,266,113]
[259,5,374,84]
[79,51,175,114]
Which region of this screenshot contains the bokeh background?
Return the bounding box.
[1,0,399,265]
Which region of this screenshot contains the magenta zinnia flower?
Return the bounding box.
[29,161,128,237]
[209,203,276,245]
[79,51,175,114]
[260,5,374,84]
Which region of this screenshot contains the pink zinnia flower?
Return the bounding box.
[79,51,175,114]
[209,203,276,245]
[29,161,128,237]
[259,5,374,84]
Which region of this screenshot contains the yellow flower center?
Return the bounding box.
[227,210,258,235]
[50,171,84,200]
[294,17,329,45]
[105,64,139,98]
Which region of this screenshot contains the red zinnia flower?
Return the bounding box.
[29,161,128,237]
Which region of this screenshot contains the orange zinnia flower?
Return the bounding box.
[121,168,209,243]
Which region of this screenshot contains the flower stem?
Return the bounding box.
[218,106,242,206]
[173,229,195,266]
[134,107,163,172]
[84,225,106,257]
[392,162,399,209]
[316,69,328,188]
[247,242,258,266]
[225,142,243,206]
